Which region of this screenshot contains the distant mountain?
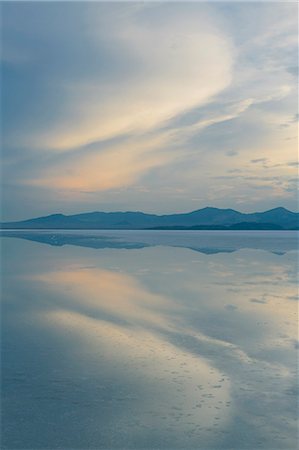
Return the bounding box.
[1,207,298,230]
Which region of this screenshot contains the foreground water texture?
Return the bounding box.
[1,231,298,449]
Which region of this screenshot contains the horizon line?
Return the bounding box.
[2,205,298,224]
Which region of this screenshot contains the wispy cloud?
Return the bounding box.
[1,2,298,219]
[11,3,233,152]
[26,133,179,192]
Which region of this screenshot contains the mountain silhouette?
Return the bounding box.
[1,207,298,230]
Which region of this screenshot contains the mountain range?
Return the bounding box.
[1,207,298,230]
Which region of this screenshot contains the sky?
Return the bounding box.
[1,1,298,221]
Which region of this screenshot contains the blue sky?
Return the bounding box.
[1,1,298,220]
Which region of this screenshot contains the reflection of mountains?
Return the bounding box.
[1,231,149,250]
[1,230,298,255]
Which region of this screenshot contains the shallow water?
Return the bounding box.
[1,231,298,449]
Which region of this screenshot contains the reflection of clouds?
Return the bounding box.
[40,309,231,445]
[36,267,174,330]
[35,266,235,444]
[33,248,298,366]
[27,245,298,448]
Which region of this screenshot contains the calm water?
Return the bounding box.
[1,231,298,449]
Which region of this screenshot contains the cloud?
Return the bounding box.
[24,132,179,192]
[1,1,298,219]
[251,158,268,164]
[12,3,233,152]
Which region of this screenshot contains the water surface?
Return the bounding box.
[1,231,298,449]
